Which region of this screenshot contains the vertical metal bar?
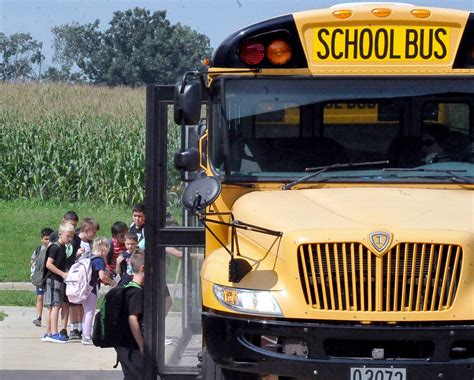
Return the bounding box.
[415,244,427,311]
[376,255,383,312]
[300,246,315,307]
[446,246,461,306]
[438,245,453,310]
[342,243,350,310]
[359,244,365,311]
[317,244,328,309]
[400,243,409,311]
[350,243,358,311]
[423,244,436,311]
[308,245,321,308]
[325,243,336,309]
[431,245,444,311]
[333,244,343,310]
[393,245,401,311]
[367,248,372,311]
[386,249,392,311]
[144,85,167,379]
[408,243,418,311]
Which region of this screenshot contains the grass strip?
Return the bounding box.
[0,290,36,307]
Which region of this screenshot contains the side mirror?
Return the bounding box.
[181,176,221,211]
[174,148,200,172]
[174,80,202,125]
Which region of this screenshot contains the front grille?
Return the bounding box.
[298,243,462,312]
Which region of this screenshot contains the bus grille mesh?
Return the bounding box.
[297,243,462,312]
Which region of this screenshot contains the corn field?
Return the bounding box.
[0,82,179,206]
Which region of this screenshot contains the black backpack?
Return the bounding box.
[31,242,59,287]
[92,281,142,348]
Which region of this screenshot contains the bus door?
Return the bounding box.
[144,85,206,379]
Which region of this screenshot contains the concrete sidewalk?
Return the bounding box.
[0,305,120,372]
[0,282,110,294]
[0,283,189,378]
[0,282,34,290]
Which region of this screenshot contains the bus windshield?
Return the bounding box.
[210,77,474,184]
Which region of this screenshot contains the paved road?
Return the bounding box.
[0,283,193,379]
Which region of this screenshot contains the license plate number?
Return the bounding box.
[350,367,406,380]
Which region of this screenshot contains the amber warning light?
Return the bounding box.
[266,39,292,65]
[239,39,293,66]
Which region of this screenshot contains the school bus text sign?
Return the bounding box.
[313,26,450,63]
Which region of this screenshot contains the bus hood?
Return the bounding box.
[232,187,474,235]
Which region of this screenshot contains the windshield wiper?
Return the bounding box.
[282,160,389,190]
[383,168,471,183]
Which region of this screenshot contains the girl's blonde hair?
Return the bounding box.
[92,237,110,253]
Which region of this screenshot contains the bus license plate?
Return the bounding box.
[350,367,406,380]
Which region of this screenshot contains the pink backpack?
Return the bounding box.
[65,258,93,303]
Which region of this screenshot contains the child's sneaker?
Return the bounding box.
[47,333,68,343]
[69,329,81,341]
[81,336,93,345]
[59,329,69,340]
[41,333,50,342]
[32,317,42,327]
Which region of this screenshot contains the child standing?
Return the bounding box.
[31,227,54,327]
[43,222,75,343]
[115,232,140,286]
[129,203,146,250]
[115,251,145,379]
[81,237,115,345]
[69,217,100,341]
[106,221,128,274]
[48,210,81,339]
[130,205,182,318]
[77,218,100,259]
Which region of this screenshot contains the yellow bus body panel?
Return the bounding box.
[295,5,469,74]
[202,185,474,322]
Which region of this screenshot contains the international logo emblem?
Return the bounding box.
[368,231,392,256]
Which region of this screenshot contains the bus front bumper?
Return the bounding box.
[202,311,474,379]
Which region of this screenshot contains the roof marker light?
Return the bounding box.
[411,9,431,18]
[332,9,352,19]
[372,8,391,17]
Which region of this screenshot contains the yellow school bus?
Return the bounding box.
[169,3,474,379]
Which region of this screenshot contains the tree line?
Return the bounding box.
[0,8,212,85]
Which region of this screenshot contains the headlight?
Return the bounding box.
[213,284,283,317]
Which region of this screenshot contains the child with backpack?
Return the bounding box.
[30,227,54,327]
[115,251,145,378]
[80,237,116,345]
[67,217,100,341]
[48,210,81,340]
[43,222,76,343]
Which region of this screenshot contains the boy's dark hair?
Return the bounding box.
[41,227,54,237]
[132,203,145,215]
[125,232,138,242]
[63,210,79,222]
[111,221,128,236]
[130,251,145,272]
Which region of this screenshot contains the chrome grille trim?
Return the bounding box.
[298,243,463,312]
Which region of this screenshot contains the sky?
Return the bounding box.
[2,0,474,67]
